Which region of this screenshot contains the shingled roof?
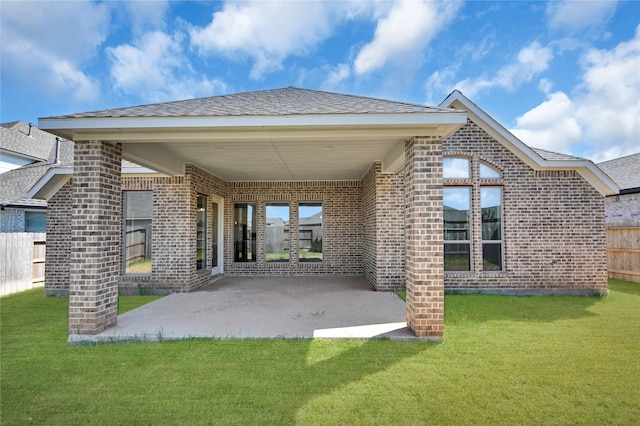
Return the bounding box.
[43,87,457,119]
[1,121,57,161]
[598,153,640,192]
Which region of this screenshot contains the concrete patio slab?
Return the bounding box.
[77,276,422,343]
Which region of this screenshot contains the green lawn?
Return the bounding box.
[1,280,638,425]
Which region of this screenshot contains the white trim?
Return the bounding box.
[439,91,619,196]
[210,195,224,276]
[27,167,73,201]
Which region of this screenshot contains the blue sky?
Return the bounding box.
[1,0,638,162]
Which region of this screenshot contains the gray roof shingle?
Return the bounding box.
[597,153,640,191]
[1,121,57,161]
[42,87,457,119]
[531,148,585,161]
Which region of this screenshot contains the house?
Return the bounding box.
[597,153,640,282]
[28,87,618,340]
[0,121,73,232]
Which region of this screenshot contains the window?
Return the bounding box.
[443,157,470,179]
[298,203,322,262]
[25,211,46,232]
[266,203,290,262]
[444,157,504,273]
[444,188,471,271]
[234,203,256,262]
[123,192,152,275]
[481,187,503,271]
[480,163,502,179]
[196,195,207,270]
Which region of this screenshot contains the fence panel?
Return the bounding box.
[0,233,46,296]
[606,227,640,283]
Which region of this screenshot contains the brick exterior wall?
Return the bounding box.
[605,193,640,227]
[44,180,72,296]
[0,209,25,232]
[404,137,444,339]
[225,180,362,276]
[362,162,405,290]
[443,120,607,295]
[68,141,122,335]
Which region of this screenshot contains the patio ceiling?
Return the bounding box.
[38,115,467,181]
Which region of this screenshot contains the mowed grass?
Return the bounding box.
[1,280,638,425]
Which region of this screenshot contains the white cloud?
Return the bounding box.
[511,25,640,162]
[353,0,461,75]
[108,31,226,103]
[117,0,171,35]
[0,0,110,103]
[189,1,368,80]
[510,91,583,153]
[321,64,351,91]
[454,41,553,98]
[547,0,617,35]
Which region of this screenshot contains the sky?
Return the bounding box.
[1,0,639,163]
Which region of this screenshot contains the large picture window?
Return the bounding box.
[444,187,471,271]
[196,195,207,270]
[298,203,322,262]
[266,203,290,262]
[481,187,503,271]
[123,191,152,275]
[234,203,256,262]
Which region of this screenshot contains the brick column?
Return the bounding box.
[404,137,444,340]
[69,141,122,336]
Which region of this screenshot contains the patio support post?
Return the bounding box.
[404,137,444,340]
[68,140,122,337]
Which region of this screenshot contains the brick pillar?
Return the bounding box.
[69,141,122,336]
[404,137,444,340]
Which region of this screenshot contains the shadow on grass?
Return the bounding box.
[1,288,434,425]
[444,293,601,325]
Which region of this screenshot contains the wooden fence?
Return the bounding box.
[0,233,46,296]
[606,227,640,283]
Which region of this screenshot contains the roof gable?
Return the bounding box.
[439,90,619,196]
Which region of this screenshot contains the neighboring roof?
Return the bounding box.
[597,153,640,193]
[0,138,73,208]
[440,90,619,197]
[43,87,456,119]
[1,121,58,162]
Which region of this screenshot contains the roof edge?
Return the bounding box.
[439,90,619,196]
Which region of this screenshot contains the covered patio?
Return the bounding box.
[75,276,415,343]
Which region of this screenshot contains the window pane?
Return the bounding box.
[482,243,502,271]
[299,203,322,262]
[443,157,470,179]
[266,204,290,262]
[124,192,152,275]
[234,203,256,262]
[481,187,502,240]
[480,163,502,179]
[196,195,207,270]
[25,211,46,232]
[444,187,471,241]
[445,243,470,271]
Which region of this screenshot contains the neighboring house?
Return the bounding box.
[1,121,55,174]
[597,153,640,282]
[0,121,72,232]
[28,87,618,340]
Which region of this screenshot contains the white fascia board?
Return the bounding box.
[39,112,467,135]
[27,167,73,200]
[440,91,619,196]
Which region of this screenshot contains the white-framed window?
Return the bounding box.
[233,203,256,262]
[444,187,472,271]
[266,203,290,262]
